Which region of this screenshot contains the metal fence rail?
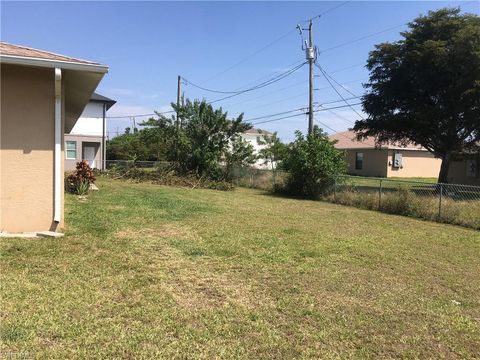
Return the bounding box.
[228,168,480,229]
[330,175,480,229]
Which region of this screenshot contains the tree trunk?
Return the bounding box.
[438,152,452,184]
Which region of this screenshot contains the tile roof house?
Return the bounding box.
[0,42,109,235]
[329,130,442,178]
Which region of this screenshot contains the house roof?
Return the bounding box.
[1,41,109,132]
[91,92,116,110]
[0,41,108,73]
[329,130,425,151]
[243,128,272,136]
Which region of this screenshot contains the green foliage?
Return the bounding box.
[75,180,90,196]
[223,136,257,180]
[280,127,347,198]
[106,100,255,182]
[258,131,286,170]
[173,99,254,180]
[106,130,148,161]
[354,8,480,182]
[66,160,96,194]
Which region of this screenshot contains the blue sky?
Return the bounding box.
[2,1,478,141]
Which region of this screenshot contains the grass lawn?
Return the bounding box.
[1,178,479,358]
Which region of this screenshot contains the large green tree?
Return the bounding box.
[353,8,480,183]
[172,99,254,179]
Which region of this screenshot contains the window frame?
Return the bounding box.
[355,152,364,170]
[65,141,77,160]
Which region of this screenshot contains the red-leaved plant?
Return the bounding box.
[66,160,96,194]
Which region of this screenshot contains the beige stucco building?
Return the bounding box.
[447,152,480,186]
[330,130,442,178]
[1,42,108,234]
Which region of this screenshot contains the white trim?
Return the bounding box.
[54,68,62,223]
[0,55,108,73]
[65,140,77,160]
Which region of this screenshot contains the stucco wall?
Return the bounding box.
[447,158,480,186]
[64,134,102,171]
[0,64,64,233]
[344,149,389,177]
[386,150,441,178]
[69,102,103,136]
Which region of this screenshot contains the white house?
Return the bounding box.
[64,92,115,170]
[240,128,273,169]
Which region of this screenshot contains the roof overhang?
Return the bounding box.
[0,54,109,132]
[0,54,108,73]
[63,69,107,132]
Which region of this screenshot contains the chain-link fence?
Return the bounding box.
[228,168,480,229]
[229,166,288,191]
[91,160,172,171]
[326,175,480,229]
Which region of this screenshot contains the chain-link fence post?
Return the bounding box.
[272,168,276,190]
[334,177,337,202]
[438,183,443,220]
[379,178,383,210]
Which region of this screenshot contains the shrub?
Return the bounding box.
[280,127,347,199]
[103,166,234,191]
[75,180,90,196]
[66,160,96,194]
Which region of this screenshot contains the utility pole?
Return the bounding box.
[176,75,181,132]
[298,19,316,134]
[176,75,182,160]
[307,19,315,135]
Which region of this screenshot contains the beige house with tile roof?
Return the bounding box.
[0,42,108,234]
[329,130,442,178]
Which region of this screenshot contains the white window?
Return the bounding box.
[66,141,77,159]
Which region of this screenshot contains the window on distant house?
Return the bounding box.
[355,152,364,170]
[66,141,77,159]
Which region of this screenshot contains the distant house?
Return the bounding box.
[329,130,442,178]
[64,92,116,170]
[447,151,480,186]
[241,128,272,169]
[0,42,108,234]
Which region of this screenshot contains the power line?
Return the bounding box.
[330,62,365,74]
[233,59,305,91]
[200,28,298,85]
[106,110,175,119]
[199,2,353,85]
[315,62,365,119]
[183,61,306,96]
[246,102,364,127]
[318,0,352,17]
[319,65,361,98]
[313,102,363,113]
[317,106,355,125]
[320,23,407,54]
[244,107,306,122]
[208,62,307,104]
[252,112,307,126]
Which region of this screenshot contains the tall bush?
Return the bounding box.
[281,126,346,199]
[172,99,254,180]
